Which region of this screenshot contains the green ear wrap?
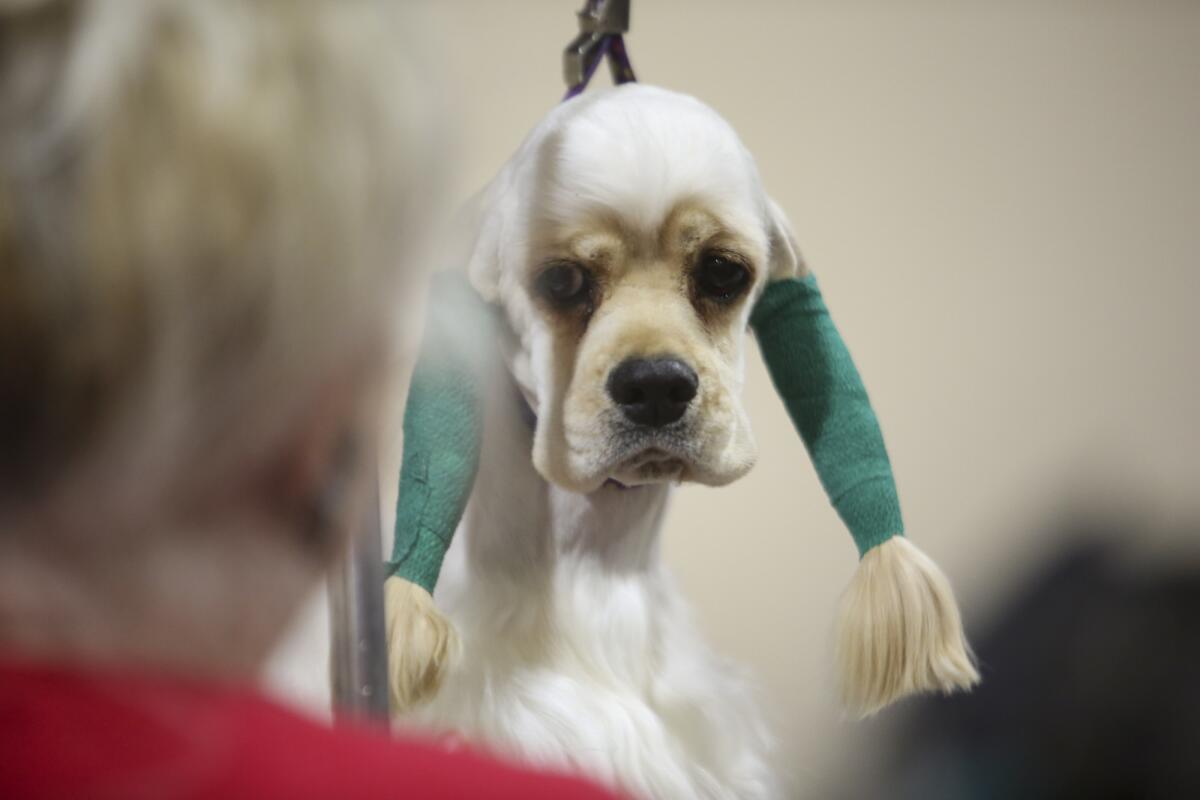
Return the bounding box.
[749,275,903,558]
[386,271,975,715]
[386,273,489,594]
[749,276,979,714]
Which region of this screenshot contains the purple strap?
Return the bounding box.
[607,36,637,86]
[563,33,637,101]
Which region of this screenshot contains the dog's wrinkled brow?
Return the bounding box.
[566,231,625,268]
[531,202,762,303]
[667,206,759,274]
[669,208,725,253]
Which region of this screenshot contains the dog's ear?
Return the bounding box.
[464,153,528,303]
[463,184,505,303]
[766,197,807,281]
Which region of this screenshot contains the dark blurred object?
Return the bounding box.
[854,523,1200,800]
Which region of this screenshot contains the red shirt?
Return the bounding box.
[0,660,622,800]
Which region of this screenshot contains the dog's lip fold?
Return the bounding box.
[604,446,689,488]
[619,445,678,469]
[631,446,670,463]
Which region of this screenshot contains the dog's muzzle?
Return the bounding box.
[606,357,698,428]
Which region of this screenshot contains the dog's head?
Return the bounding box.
[468,85,802,493]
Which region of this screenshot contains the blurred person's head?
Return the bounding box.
[846,522,1200,800]
[0,0,436,677]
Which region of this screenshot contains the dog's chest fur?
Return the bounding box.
[406,380,776,799]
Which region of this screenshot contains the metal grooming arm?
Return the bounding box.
[328,480,389,723]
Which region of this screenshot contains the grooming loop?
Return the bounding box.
[563,0,636,100]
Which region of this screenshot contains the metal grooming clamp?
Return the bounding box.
[563,0,635,95]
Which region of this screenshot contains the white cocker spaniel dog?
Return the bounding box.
[387,83,977,800]
[408,84,794,799]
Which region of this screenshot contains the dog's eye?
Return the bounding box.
[695,252,750,302]
[535,262,590,308]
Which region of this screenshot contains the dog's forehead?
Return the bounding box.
[537,86,767,242]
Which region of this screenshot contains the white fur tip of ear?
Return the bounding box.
[384,576,460,713]
[836,536,980,717]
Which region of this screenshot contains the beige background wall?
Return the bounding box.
[268,2,1200,794]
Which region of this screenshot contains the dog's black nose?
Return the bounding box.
[607,357,698,428]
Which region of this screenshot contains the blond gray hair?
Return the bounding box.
[0,0,436,537]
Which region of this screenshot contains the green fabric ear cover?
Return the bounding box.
[386,274,488,594]
[750,275,904,557]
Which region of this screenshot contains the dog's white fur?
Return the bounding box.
[407,85,801,799]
